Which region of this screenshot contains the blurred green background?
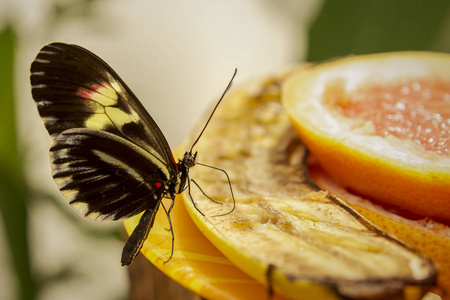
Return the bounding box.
[1,0,450,299]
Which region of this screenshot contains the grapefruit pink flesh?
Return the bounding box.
[336,79,450,156]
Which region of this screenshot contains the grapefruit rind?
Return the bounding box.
[282,52,450,222]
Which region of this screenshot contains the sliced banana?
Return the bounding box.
[182,70,437,300]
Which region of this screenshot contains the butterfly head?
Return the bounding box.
[182,151,197,168]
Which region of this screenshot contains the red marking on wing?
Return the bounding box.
[77,84,103,99]
[155,182,162,188]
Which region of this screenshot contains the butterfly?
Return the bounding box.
[30,42,236,266]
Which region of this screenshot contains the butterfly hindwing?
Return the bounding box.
[50,128,169,221]
[121,208,158,266]
[30,42,177,169]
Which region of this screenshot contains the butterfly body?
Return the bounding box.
[30,43,197,265]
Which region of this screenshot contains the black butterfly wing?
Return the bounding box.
[30,42,177,169]
[50,128,169,221]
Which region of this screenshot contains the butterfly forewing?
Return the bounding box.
[50,128,169,221]
[30,42,177,168]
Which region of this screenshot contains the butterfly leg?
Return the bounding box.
[161,198,175,232]
[161,198,176,263]
[196,162,236,216]
[189,178,222,204]
[177,171,219,205]
[121,206,159,266]
[185,173,205,217]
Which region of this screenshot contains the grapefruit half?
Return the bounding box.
[283,52,450,223]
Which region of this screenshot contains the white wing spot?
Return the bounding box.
[31,84,47,89]
[40,50,57,55]
[34,58,50,63]
[31,71,45,76]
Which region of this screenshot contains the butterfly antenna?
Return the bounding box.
[189,68,237,153]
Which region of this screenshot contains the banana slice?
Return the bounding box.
[182,70,437,300]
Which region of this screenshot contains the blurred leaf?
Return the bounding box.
[0,25,37,300]
[307,0,450,62]
[428,13,450,53]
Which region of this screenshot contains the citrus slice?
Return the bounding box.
[282,52,450,223]
[180,72,437,299]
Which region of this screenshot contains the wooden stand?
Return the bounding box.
[126,254,202,300]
